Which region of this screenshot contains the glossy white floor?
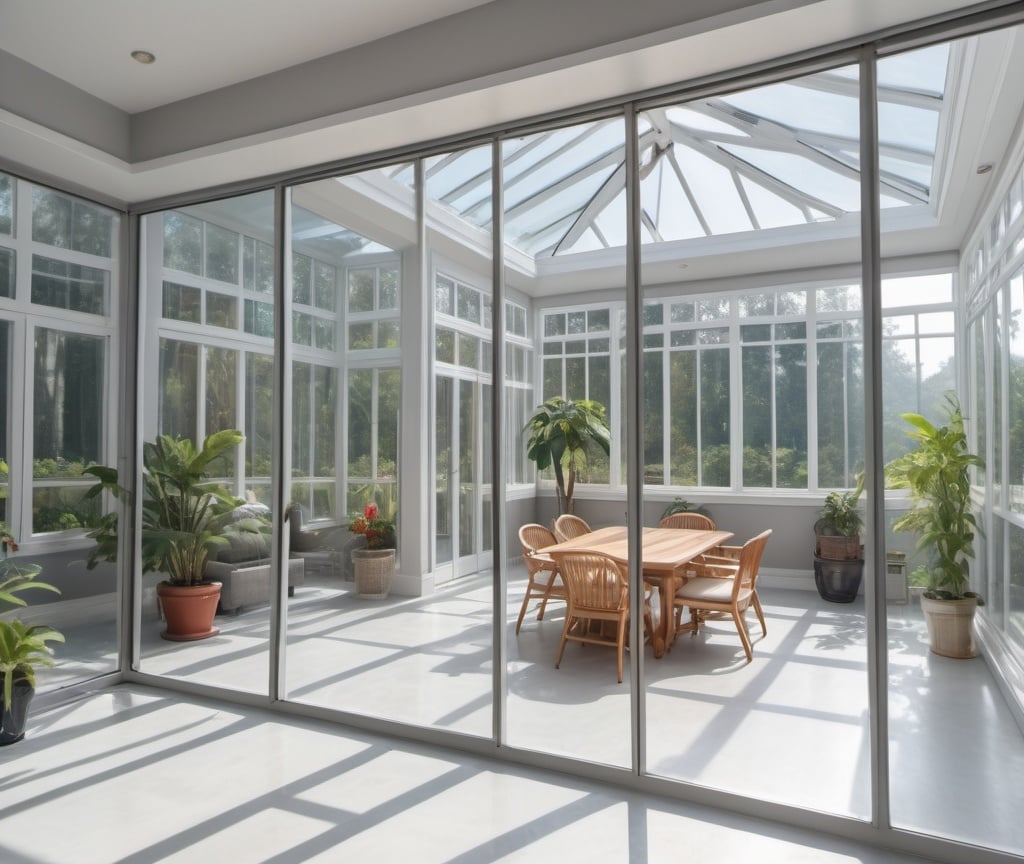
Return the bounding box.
[0,684,930,864]
[23,570,1024,860]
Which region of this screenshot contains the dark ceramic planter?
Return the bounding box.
[0,678,34,746]
[813,555,864,603]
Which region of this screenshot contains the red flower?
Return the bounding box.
[364,503,379,520]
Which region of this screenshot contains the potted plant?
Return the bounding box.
[525,397,610,515]
[813,474,864,602]
[0,526,64,745]
[349,502,396,599]
[886,394,984,658]
[85,430,254,641]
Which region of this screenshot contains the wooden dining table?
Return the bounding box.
[541,525,734,658]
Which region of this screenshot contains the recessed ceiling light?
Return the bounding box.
[130,50,156,65]
[977,163,993,175]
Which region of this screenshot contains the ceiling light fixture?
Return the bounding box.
[977,163,993,175]
[130,50,156,65]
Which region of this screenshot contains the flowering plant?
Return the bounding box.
[349,503,396,550]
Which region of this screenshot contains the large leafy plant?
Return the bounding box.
[85,430,256,586]
[885,394,984,601]
[525,397,610,515]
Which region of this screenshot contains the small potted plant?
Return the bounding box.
[0,525,64,745]
[813,474,864,602]
[349,502,396,599]
[886,394,984,658]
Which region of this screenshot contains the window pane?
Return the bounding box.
[205,347,237,478]
[163,211,203,274]
[33,328,105,532]
[669,351,698,485]
[743,345,772,486]
[206,292,238,329]
[701,348,730,485]
[245,353,273,480]
[32,188,113,257]
[380,266,399,310]
[205,223,239,284]
[159,338,198,439]
[349,269,374,312]
[775,342,807,488]
[292,253,312,304]
[244,299,275,338]
[292,312,313,346]
[31,254,107,315]
[162,281,201,323]
[314,261,337,310]
[0,246,13,298]
[0,174,11,235]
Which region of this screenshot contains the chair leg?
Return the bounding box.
[733,608,754,663]
[752,592,767,636]
[555,607,574,669]
[515,580,534,635]
[616,615,627,683]
[537,574,559,621]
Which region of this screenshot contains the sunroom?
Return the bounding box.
[3,4,1024,863]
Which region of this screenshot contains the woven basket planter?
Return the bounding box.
[815,534,861,561]
[352,549,395,599]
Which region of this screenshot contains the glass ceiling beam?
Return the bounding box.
[666,144,714,236]
[463,123,615,223]
[793,70,943,111]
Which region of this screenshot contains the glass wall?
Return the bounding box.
[86,15,1024,859]
[886,28,1024,857]
[497,116,631,766]
[137,191,276,693]
[0,173,120,697]
[638,64,870,817]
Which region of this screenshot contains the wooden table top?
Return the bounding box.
[541,525,734,575]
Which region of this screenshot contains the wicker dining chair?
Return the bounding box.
[515,523,566,634]
[553,513,592,542]
[673,529,771,663]
[553,551,654,683]
[658,511,716,531]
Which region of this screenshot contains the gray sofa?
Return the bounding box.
[287,504,366,582]
[204,507,305,614]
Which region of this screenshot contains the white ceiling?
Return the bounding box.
[0,0,1014,211]
[0,0,493,113]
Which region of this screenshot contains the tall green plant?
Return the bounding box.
[525,397,610,515]
[886,394,984,600]
[84,430,254,586]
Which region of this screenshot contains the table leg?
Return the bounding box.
[660,573,678,654]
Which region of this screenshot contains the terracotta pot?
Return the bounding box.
[921,594,978,658]
[157,581,222,641]
[352,549,395,599]
[0,678,34,746]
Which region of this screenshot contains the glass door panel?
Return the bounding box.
[885,30,1024,856]
[502,116,631,768]
[640,64,870,817]
[137,190,275,695]
[435,375,453,567]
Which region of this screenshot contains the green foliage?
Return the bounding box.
[0,559,58,609]
[0,526,64,710]
[84,430,252,586]
[661,498,711,519]
[525,397,611,515]
[886,393,984,600]
[819,474,864,538]
[0,619,64,710]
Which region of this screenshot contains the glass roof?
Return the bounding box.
[383,44,951,259]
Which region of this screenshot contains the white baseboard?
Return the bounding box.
[758,568,815,592]
[1,593,117,627]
